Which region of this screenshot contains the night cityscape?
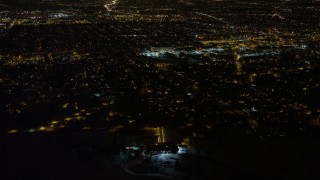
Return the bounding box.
[1,0,320,179]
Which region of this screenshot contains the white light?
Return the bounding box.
[251,107,258,112]
[28,129,36,133]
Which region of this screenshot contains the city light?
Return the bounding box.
[1,0,319,179]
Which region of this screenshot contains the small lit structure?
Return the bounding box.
[146,143,179,155]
